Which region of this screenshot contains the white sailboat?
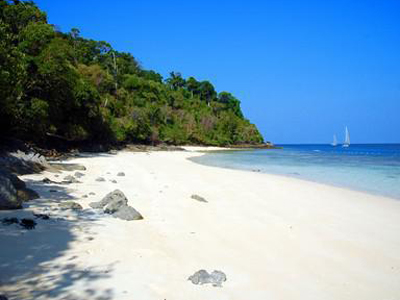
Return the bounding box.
[342,126,350,148]
[331,134,337,147]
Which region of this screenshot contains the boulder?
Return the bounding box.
[0,175,21,210]
[0,170,25,189]
[188,270,227,287]
[58,201,83,211]
[117,172,125,177]
[112,205,143,221]
[102,190,128,213]
[89,189,143,221]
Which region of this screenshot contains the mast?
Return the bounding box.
[332,134,337,146]
[343,126,350,147]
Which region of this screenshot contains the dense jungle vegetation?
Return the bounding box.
[0,0,264,147]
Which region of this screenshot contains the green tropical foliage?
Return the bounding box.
[0,0,264,146]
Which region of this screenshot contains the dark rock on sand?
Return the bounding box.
[0,175,21,209]
[95,177,106,182]
[111,180,117,184]
[58,201,83,211]
[191,194,208,203]
[117,172,125,177]
[89,192,96,195]
[20,218,37,230]
[82,194,88,198]
[188,270,227,287]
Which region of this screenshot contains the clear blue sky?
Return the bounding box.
[36,0,400,144]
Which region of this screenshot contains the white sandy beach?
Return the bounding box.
[1,148,400,300]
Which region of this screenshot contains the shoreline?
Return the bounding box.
[1,149,400,299]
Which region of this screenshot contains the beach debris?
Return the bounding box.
[74,171,85,178]
[89,189,143,221]
[20,218,37,230]
[117,172,125,177]
[191,194,208,203]
[33,213,50,220]
[188,270,227,287]
[95,177,106,182]
[58,201,83,211]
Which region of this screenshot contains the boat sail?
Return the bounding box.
[331,134,337,147]
[342,126,350,148]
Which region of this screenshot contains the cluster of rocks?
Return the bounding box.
[89,189,143,221]
[188,269,227,287]
[0,170,39,210]
[1,217,38,230]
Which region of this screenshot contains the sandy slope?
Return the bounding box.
[1,149,400,300]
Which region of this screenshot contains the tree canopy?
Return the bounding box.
[0,0,264,147]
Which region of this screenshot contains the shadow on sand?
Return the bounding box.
[0,180,115,300]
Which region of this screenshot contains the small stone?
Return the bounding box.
[188,269,227,287]
[58,201,83,211]
[63,175,80,184]
[82,194,88,198]
[89,192,95,195]
[42,177,53,183]
[74,172,85,178]
[49,189,57,193]
[191,194,208,203]
[117,172,125,177]
[95,177,105,182]
[111,180,117,184]
[20,218,37,230]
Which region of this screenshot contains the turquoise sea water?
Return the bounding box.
[190,144,400,199]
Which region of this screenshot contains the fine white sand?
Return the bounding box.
[1,149,400,300]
